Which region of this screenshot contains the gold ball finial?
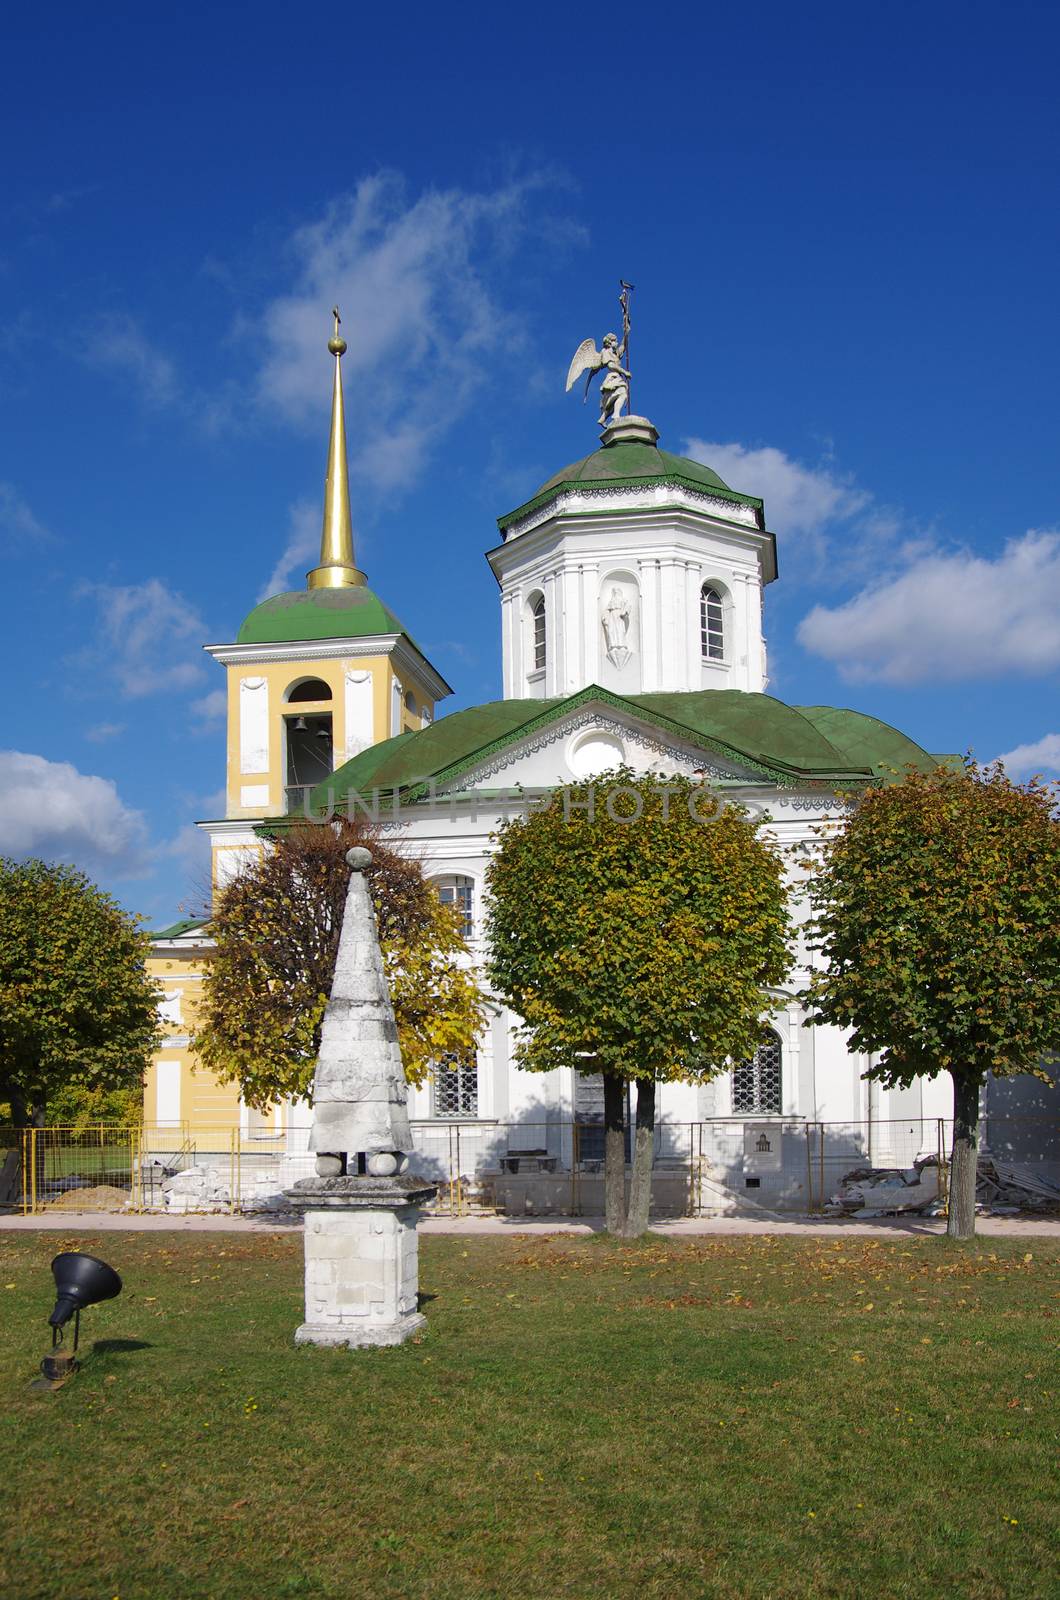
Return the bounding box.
[328,304,347,357]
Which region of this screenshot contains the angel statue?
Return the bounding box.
[566,330,630,427]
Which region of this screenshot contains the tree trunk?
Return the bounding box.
[947,1072,980,1241]
[602,1071,627,1236]
[624,1078,656,1238]
[2,1091,33,1210]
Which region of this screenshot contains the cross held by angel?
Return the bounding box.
[566,330,630,427]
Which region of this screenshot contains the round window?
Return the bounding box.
[567,730,625,778]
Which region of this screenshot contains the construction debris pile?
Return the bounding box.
[827,1152,1060,1217]
[974,1155,1060,1215]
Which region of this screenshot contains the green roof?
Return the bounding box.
[151,917,210,941]
[498,439,763,532]
[238,586,417,647]
[305,686,942,813]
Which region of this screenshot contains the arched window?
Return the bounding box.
[701,585,724,661]
[404,689,417,716]
[732,1030,782,1115]
[529,593,546,671]
[286,677,332,703]
[434,873,475,939]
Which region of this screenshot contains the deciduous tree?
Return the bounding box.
[486,770,791,1236]
[806,761,1060,1239]
[193,819,485,1109]
[0,858,160,1126]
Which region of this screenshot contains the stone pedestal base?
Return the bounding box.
[601,414,659,447]
[285,1174,436,1351]
[294,1310,427,1349]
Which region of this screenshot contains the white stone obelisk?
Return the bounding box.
[287,848,435,1348]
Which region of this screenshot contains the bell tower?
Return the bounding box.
[200,310,452,888]
[143,311,453,1135]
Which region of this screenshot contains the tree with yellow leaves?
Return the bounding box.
[193,819,485,1109]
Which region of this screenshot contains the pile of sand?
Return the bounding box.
[45,1185,130,1212]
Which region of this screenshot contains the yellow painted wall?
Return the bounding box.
[223,655,433,819]
[145,950,246,1128]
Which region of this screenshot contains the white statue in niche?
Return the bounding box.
[601,585,634,669]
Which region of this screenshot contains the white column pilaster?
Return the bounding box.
[640,558,659,692]
[581,561,600,687]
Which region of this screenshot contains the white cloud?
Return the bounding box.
[84,722,125,743]
[0,750,151,876]
[683,440,870,537]
[258,498,320,601]
[0,482,49,547]
[160,821,213,882]
[797,530,1060,685]
[78,313,179,408]
[190,688,227,728]
[257,170,557,490]
[996,731,1060,779]
[79,578,207,698]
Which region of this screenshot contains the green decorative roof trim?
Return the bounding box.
[238,586,419,647]
[498,440,764,533]
[307,686,943,815]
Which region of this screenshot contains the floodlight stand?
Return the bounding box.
[40,1311,80,1382]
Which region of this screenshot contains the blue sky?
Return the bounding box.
[2,1,1058,925]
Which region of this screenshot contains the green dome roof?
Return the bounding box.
[238,586,412,646]
[539,440,732,497]
[497,436,762,532]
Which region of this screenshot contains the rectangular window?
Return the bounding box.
[432,1056,478,1118]
[533,609,546,669]
[437,876,474,939]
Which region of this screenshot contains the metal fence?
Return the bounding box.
[3,1113,1058,1219]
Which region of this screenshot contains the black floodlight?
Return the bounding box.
[41,1252,122,1382]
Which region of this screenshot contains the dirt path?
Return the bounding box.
[1,1210,1058,1237]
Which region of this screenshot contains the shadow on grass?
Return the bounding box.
[91,1339,152,1356]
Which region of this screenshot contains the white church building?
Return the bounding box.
[298,411,957,1212]
[150,324,969,1214]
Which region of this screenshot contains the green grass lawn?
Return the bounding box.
[2,1231,1057,1600]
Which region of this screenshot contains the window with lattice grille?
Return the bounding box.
[732,1032,782,1114]
[432,1055,479,1118]
[435,874,474,939]
[701,585,724,661]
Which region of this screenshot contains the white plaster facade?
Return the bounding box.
[490,486,775,700]
[366,425,955,1212]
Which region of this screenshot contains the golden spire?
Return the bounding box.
[307,307,367,590]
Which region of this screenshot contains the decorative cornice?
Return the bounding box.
[197,818,264,839]
[785,794,856,813]
[498,472,764,536]
[486,500,779,590]
[203,634,453,701]
[150,935,214,953]
[500,481,763,542]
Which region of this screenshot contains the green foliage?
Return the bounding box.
[40,1081,144,1128]
[0,857,160,1124]
[486,770,791,1083]
[807,761,1060,1087]
[193,818,486,1110]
